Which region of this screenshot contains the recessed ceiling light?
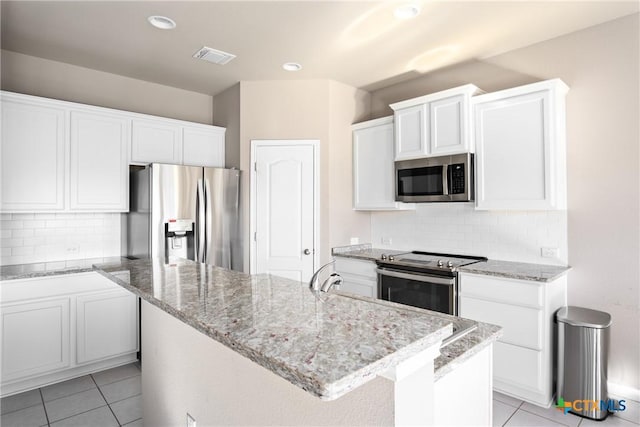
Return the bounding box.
[394,3,421,20]
[147,15,176,30]
[282,62,302,72]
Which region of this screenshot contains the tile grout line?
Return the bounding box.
[501,404,521,426]
[90,374,122,426]
[517,405,572,427]
[38,388,51,427]
[93,372,142,388]
[108,392,142,406]
[45,403,111,426]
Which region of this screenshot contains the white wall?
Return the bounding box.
[372,205,567,264]
[0,213,121,265]
[369,14,639,393]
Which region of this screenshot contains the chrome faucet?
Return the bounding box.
[309,260,342,293]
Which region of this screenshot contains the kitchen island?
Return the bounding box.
[94,258,499,426]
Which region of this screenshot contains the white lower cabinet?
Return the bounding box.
[1,298,71,383]
[0,272,138,397]
[459,272,566,407]
[334,257,377,298]
[76,289,138,365]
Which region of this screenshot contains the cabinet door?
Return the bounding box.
[183,126,225,167]
[339,276,376,298]
[394,104,428,160]
[131,119,182,164]
[76,289,138,365]
[1,97,66,211]
[430,95,467,155]
[474,82,566,210]
[69,110,129,211]
[1,298,70,382]
[353,122,399,210]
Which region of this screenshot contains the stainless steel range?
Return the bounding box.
[376,251,487,316]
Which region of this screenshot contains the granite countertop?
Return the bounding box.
[458,260,571,282]
[93,257,458,401]
[332,244,570,282]
[0,257,125,281]
[332,244,408,262]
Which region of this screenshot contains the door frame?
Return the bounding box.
[249,139,320,277]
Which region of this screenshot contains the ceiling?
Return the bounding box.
[2,1,638,96]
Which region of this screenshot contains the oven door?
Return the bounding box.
[376,267,457,315]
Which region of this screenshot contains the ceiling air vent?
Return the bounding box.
[193,46,236,65]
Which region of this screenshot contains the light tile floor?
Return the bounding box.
[3,365,639,427]
[1,363,141,427]
[494,391,640,427]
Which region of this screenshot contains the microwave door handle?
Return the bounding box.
[442,164,449,196]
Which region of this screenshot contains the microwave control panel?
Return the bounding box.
[450,164,466,194]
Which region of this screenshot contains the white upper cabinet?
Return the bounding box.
[131,119,182,164]
[430,94,467,155]
[473,79,568,210]
[0,91,227,213]
[391,84,482,160]
[182,125,225,168]
[352,117,414,210]
[69,110,129,211]
[393,104,428,160]
[0,94,66,211]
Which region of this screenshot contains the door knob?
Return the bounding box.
[303,249,311,255]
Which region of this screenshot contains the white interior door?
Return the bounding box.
[252,141,317,282]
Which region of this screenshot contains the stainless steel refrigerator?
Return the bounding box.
[124,163,242,270]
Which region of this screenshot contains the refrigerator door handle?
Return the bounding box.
[196,178,206,263]
[204,177,213,265]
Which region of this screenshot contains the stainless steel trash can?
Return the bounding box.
[556,306,612,420]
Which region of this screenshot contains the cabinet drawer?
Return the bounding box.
[460,296,543,350]
[459,273,542,307]
[334,258,377,279]
[494,341,543,393]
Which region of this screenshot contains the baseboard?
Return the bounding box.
[609,381,640,402]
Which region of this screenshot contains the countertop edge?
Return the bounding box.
[434,325,502,381]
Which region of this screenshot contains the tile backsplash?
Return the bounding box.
[371,204,568,265]
[0,213,121,266]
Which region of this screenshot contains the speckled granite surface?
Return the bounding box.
[93,257,456,400]
[332,244,408,262]
[458,260,570,282]
[435,322,502,381]
[0,257,125,281]
[333,244,570,282]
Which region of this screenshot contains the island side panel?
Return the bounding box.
[141,301,398,426]
[433,345,494,426]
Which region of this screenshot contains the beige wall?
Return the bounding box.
[328,81,371,249]
[370,13,640,392]
[1,50,213,124]
[218,80,371,272]
[212,83,241,168]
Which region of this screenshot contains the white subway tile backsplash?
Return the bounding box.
[2,220,24,229]
[371,204,568,264]
[22,220,45,228]
[0,213,122,265]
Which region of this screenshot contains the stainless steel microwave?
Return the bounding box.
[395,153,474,202]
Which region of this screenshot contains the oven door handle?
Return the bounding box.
[376,268,455,286]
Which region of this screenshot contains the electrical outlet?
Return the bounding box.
[350,237,359,245]
[187,413,196,427]
[541,247,559,258]
[66,246,79,253]
[381,237,392,245]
